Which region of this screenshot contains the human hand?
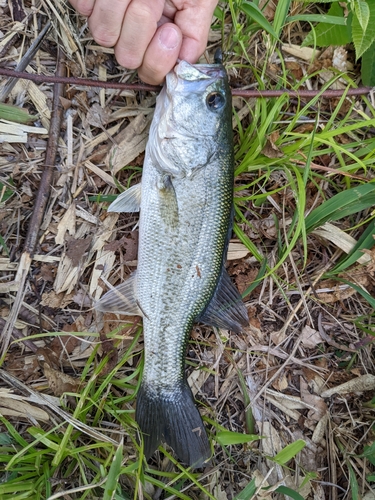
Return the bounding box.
[69,0,218,85]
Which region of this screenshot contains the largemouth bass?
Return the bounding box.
[96,58,249,467]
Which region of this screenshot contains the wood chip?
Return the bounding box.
[85,160,117,188]
[55,201,76,245]
[89,213,119,300]
[106,113,152,174]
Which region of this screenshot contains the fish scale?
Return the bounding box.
[96,60,249,467]
[138,154,232,387]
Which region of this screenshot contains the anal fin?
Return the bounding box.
[197,268,249,333]
[95,273,142,316]
[108,183,141,213]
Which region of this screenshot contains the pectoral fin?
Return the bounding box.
[197,268,248,333]
[95,273,142,316]
[108,183,141,213]
[158,175,179,228]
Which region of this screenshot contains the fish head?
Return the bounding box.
[149,60,232,178]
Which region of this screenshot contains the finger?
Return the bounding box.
[68,0,95,17]
[175,0,218,62]
[114,0,165,69]
[138,23,182,84]
[88,0,130,47]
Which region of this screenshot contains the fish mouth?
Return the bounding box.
[166,61,226,93]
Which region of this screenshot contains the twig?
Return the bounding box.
[0,54,65,359]
[0,67,372,98]
[0,318,37,352]
[0,22,51,102]
[24,61,64,254]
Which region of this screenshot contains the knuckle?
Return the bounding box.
[126,2,156,24]
[91,27,119,47]
[75,0,94,16]
[116,50,143,70]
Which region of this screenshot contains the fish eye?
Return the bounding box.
[206,92,225,111]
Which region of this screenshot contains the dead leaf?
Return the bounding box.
[0,391,49,422]
[44,363,82,396]
[66,237,92,267]
[87,102,110,128]
[300,377,327,423]
[271,372,288,391]
[38,263,56,282]
[262,132,283,159]
[300,325,323,349]
[40,290,74,308]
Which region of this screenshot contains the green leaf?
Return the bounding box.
[213,5,224,21]
[302,2,351,47]
[233,478,257,500]
[354,0,370,32]
[361,39,375,85]
[275,486,305,500]
[0,103,37,124]
[240,2,279,39]
[352,0,375,58]
[269,440,306,465]
[305,183,375,233]
[358,441,375,461]
[0,178,15,203]
[216,430,261,446]
[287,14,347,25]
[0,234,9,257]
[0,433,13,445]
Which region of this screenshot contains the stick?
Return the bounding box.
[0,54,65,359]
[0,67,372,99]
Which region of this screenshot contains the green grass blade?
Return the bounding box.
[275,485,305,500]
[233,478,257,500]
[330,219,375,274]
[240,2,279,39]
[241,257,267,298]
[305,183,375,233]
[337,279,375,308]
[103,444,123,500]
[269,440,306,465]
[216,430,261,446]
[348,461,360,500]
[273,0,292,37]
[287,14,347,24]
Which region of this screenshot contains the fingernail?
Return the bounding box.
[159,26,179,50]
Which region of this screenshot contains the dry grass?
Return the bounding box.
[0,1,375,499]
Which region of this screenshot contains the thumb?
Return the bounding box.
[138,23,182,85]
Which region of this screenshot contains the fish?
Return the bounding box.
[95,57,249,467]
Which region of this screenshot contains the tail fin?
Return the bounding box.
[136,382,211,467]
